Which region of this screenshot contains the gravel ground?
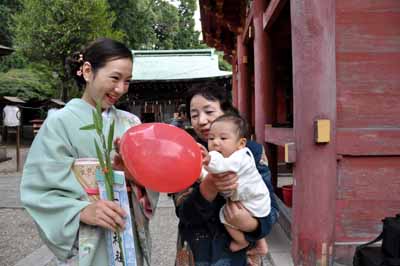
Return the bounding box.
[0,208,45,266]
[0,144,29,175]
[0,144,41,266]
[0,207,178,266]
[149,203,179,266]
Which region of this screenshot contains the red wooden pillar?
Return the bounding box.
[291,0,337,265]
[253,0,273,144]
[232,53,239,107]
[237,34,250,122]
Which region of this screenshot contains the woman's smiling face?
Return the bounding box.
[189,94,225,141]
[82,57,133,109]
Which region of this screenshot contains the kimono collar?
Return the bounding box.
[68,98,117,116]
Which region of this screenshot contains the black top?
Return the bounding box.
[173,140,278,265]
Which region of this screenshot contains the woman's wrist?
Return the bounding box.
[199,176,218,201]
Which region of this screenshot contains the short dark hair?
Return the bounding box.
[185,83,236,118]
[211,113,249,139]
[177,104,186,116]
[66,38,133,88]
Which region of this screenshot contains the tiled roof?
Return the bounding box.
[132,49,231,81]
[2,96,25,103]
[0,44,14,56]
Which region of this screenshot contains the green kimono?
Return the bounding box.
[20,99,158,266]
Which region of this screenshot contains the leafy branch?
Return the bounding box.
[80,100,125,265]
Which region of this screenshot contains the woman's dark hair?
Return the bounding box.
[212,113,249,139]
[66,38,133,88]
[185,83,238,117]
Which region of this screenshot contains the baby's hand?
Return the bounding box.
[203,154,211,166]
[197,143,210,165]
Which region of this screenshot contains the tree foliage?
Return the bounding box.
[217,52,232,71]
[0,65,56,101]
[0,0,23,71]
[12,0,123,99]
[14,0,122,70]
[108,0,201,50]
[173,0,201,49]
[108,0,157,49]
[0,51,28,73]
[0,5,13,47]
[152,1,180,49]
[0,0,22,47]
[1,0,208,102]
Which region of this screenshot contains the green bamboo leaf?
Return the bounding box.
[104,155,113,183]
[95,100,103,130]
[94,140,105,169]
[92,110,99,129]
[92,110,101,135]
[79,124,95,130]
[107,120,115,152]
[105,156,112,172]
[106,159,114,176]
[105,177,113,200]
[96,99,102,117]
[98,113,103,131]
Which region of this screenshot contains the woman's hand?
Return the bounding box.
[80,200,127,232]
[112,138,124,171]
[113,138,144,187]
[224,201,258,232]
[200,171,238,201]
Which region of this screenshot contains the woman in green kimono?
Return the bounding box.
[20,38,158,266]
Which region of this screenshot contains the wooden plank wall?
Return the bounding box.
[336,0,400,128]
[335,0,400,263]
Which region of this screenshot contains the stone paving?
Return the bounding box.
[0,145,42,266]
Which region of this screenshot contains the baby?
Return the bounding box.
[201,114,270,253]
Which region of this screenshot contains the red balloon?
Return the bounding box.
[120,123,202,193]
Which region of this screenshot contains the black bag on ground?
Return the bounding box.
[354,246,390,266]
[382,214,400,258]
[353,214,400,266]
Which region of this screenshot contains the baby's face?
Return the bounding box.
[208,121,244,157]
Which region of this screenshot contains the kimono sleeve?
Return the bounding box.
[20,115,90,261]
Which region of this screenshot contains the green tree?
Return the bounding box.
[217,52,232,71]
[0,1,24,71]
[108,0,157,49]
[0,51,28,73]
[152,1,179,49]
[108,0,200,50]
[173,0,201,49]
[0,0,22,47]
[0,65,56,101]
[13,0,123,100]
[0,5,13,47]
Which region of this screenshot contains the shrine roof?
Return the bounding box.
[131,49,231,81]
[0,44,14,56]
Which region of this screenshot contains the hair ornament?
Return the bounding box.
[78,53,84,63]
[76,66,83,76]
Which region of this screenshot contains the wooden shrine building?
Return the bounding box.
[198,0,400,265]
[123,49,231,123]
